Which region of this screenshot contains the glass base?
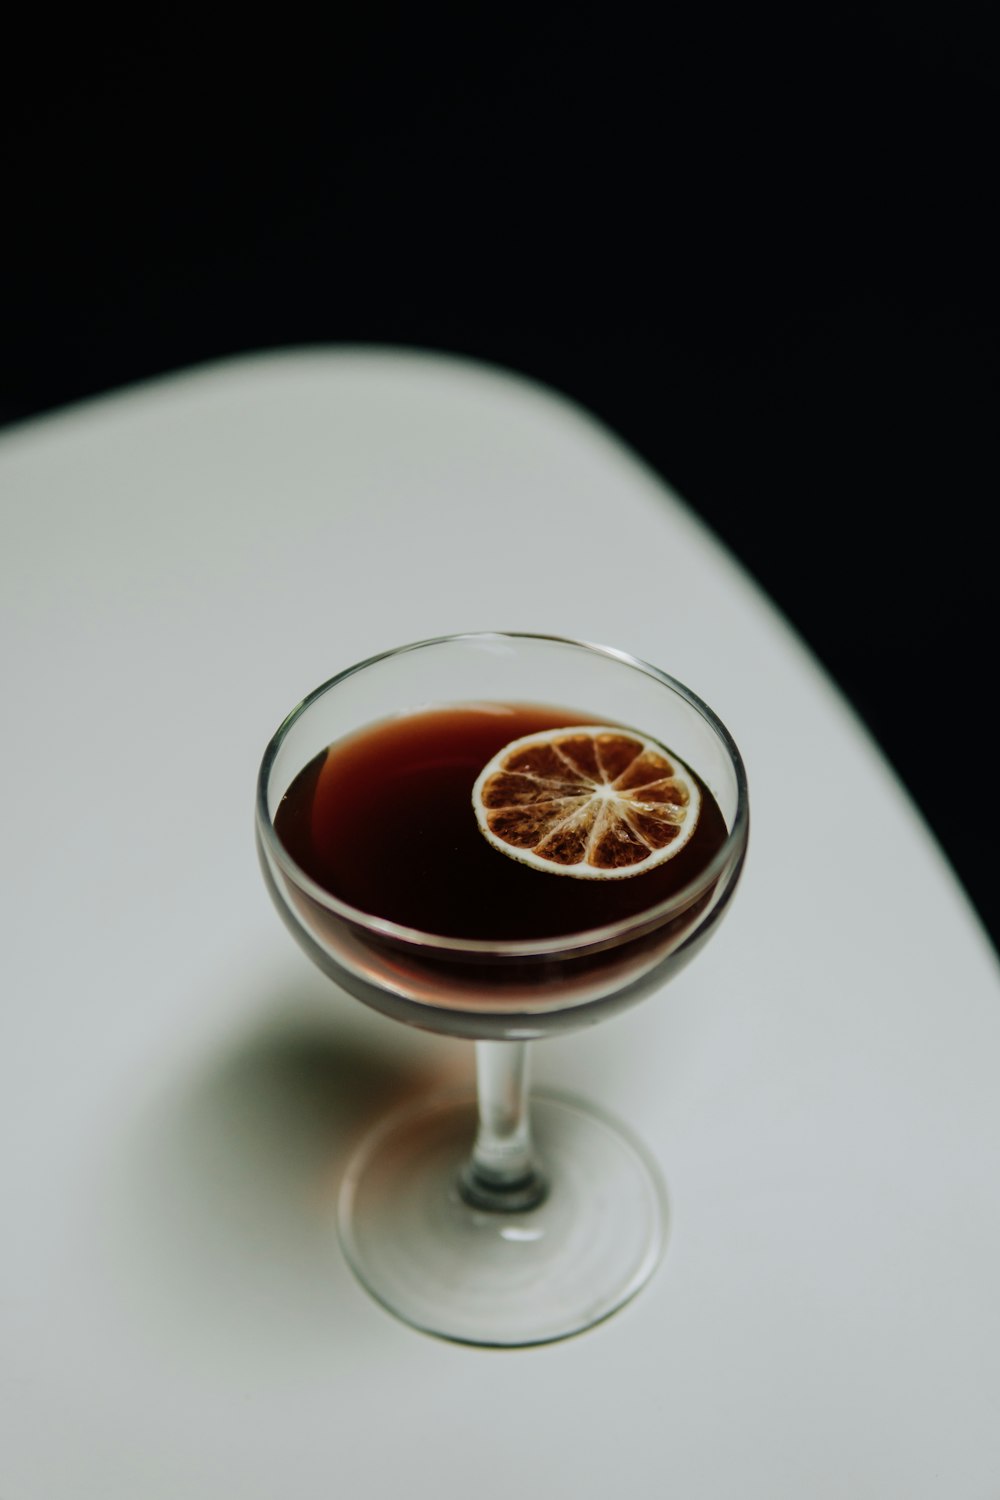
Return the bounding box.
[338,1091,668,1347]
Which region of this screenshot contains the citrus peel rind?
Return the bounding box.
[472,726,701,879]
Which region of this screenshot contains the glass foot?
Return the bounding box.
[338,1091,668,1347]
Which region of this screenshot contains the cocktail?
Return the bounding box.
[255,632,749,1345]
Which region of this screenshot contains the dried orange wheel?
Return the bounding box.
[472,725,701,879]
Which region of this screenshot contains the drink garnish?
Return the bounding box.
[472,726,700,878]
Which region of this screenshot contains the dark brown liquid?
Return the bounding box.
[273,704,728,941]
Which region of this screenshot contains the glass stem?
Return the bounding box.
[459,1040,548,1212]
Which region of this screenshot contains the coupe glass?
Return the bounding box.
[256,632,748,1345]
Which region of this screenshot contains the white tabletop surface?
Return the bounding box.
[2,347,999,1498]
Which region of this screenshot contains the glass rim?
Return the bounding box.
[255,630,750,959]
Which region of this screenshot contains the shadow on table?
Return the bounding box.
[107,980,464,1359]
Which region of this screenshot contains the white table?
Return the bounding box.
[3,348,999,1498]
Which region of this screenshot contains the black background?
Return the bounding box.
[3,8,997,953]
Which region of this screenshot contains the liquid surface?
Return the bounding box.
[273,704,728,940]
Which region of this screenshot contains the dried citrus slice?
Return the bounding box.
[472,725,701,879]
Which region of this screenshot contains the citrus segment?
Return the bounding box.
[472,726,701,878]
